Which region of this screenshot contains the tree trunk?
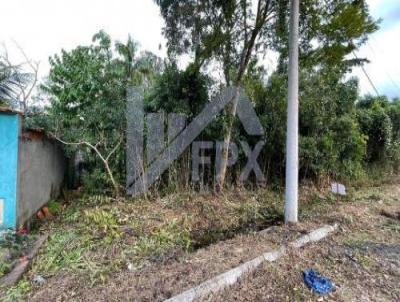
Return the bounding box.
[216,0,271,190]
[102,158,120,197]
[53,136,122,197]
[216,87,241,190]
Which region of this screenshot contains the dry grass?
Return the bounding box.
[1,180,399,301]
[209,183,400,302]
[1,188,284,301]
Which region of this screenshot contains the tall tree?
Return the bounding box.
[155,0,377,188]
[156,0,276,187]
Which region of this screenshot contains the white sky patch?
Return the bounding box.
[0,0,167,79]
[352,0,400,98]
[0,0,399,98]
[353,23,400,98]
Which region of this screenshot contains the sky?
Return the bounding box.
[353,0,400,98]
[0,0,399,98]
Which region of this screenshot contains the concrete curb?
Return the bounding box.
[0,234,48,287]
[164,224,338,302]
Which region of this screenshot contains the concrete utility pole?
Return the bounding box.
[285,0,300,224]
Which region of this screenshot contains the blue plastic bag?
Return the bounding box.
[303,269,334,295]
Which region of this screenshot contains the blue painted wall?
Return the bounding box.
[0,113,20,229]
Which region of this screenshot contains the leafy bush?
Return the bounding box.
[356,96,400,173]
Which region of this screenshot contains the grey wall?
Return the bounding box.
[17,134,66,226]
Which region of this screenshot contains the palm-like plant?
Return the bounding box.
[0,58,32,108]
[0,61,18,105]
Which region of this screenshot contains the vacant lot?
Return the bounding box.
[208,185,400,302]
[1,180,399,301]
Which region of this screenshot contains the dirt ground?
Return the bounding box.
[26,225,310,301]
[2,182,399,302]
[207,185,400,302]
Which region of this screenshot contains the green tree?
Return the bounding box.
[155,0,377,187]
[155,0,280,187]
[43,31,162,196]
[146,63,210,118]
[247,67,366,183]
[356,96,400,171]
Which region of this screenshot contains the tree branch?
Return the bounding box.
[52,135,121,196]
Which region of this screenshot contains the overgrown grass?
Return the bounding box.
[129,219,192,261]
[32,232,92,273]
[4,177,397,300]
[2,280,31,302]
[1,188,288,300]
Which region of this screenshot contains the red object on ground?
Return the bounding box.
[42,207,53,218]
[19,255,28,262]
[36,210,45,219]
[16,228,28,235]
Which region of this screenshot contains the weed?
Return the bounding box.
[130,219,191,260]
[367,193,383,202]
[382,220,400,232]
[0,232,30,256]
[0,258,11,277]
[0,231,36,278]
[63,205,81,223]
[2,280,32,302]
[32,232,91,274]
[84,208,122,243]
[237,201,264,222]
[81,195,115,206]
[47,200,63,215]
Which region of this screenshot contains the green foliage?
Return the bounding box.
[84,208,122,243]
[297,72,367,180]
[47,200,63,216]
[41,31,163,194]
[33,232,91,273]
[156,0,377,85]
[81,168,111,195]
[275,0,378,71]
[247,66,368,182]
[36,0,394,194]
[23,105,51,130]
[0,232,34,278]
[0,232,29,255]
[2,280,32,302]
[132,219,192,259]
[146,63,210,118]
[0,57,26,107]
[0,259,11,277]
[152,0,379,184]
[357,96,400,171]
